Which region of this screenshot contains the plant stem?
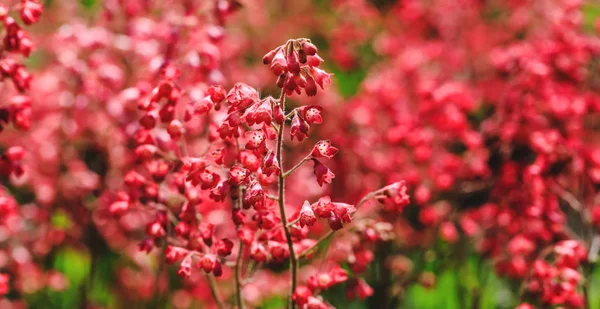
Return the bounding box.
[235,241,244,309]
[276,91,298,309]
[233,176,245,309]
[298,193,375,258]
[206,274,226,309]
[283,154,311,178]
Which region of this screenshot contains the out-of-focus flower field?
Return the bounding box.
[2,0,600,308]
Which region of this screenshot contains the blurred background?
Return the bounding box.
[2,0,600,308]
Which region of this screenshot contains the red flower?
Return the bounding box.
[299,201,316,227]
[0,274,9,296]
[311,140,338,158]
[244,97,274,126]
[312,159,335,187]
[290,112,310,141]
[292,285,312,306]
[227,83,259,112]
[215,238,234,257]
[229,164,250,186]
[244,130,267,151]
[165,246,189,264]
[243,181,265,209]
[261,150,280,177]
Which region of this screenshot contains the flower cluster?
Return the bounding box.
[519,241,587,308]
[263,38,331,97]
[2,0,600,308]
[0,1,41,133]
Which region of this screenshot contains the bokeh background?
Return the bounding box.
[2,0,600,308]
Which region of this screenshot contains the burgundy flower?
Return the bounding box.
[290,112,310,141]
[262,150,280,177]
[312,159,335,187]
[215,239,234,257]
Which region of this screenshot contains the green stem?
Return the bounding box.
[235,241,244,309]
[206,274,226,309]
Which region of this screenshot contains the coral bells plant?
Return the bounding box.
[0,1,41,178]
[4,0,600,308]
[124,38,409,309]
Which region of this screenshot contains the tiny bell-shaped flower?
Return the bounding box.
[270,48,287,76]
[311,140,339,158]
[299,201,316,227]
[20,1,43,26]
[243,181,265,209]
[207,85,226,107]
[146,221,165,238]
[237,227,254,245]
[290,113,310,141]
[227,83,259,112]
[109,200,129,216]
[174,221,190,238]
[244,97,273,126]
[327,212,343,231]
[299,105,323,125]
[347,279,374,300]
[165,246,189,264]
[200,223,214,246]
[199,254,217,274]
[378,181,410,211]
[177,255,193,278]
[292,285,313,306]
[244,130,267,151]
[229,164,250,186]
[215,238,234,257]
[262,150,280,177]
[313,159,335,187]
[167,120,184,140]
[251,242,268,262]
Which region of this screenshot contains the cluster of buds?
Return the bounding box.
[263,38,332,97]
[0,146,25,178]
[520,240,587,308]
[0,2,40,130]
[0,95,32,132]
[376,181,411,212]
[297,196,356,231]
[165,237,233,278]
[138,66,184,138]
[292,267,347,307]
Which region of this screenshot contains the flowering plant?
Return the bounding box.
[2,1,600,309]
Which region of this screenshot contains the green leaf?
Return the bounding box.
[582,3,600,33]
[52,247,91,308]
[329,66,367,99]
[50,210,73,230]
[258,296,286,309]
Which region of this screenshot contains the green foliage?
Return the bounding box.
[80,0,98,10]
[259,296,287,309]
[50,210,73,230]
[50,247,91,308]
[583,3,600,33]
[330,65,368,99]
